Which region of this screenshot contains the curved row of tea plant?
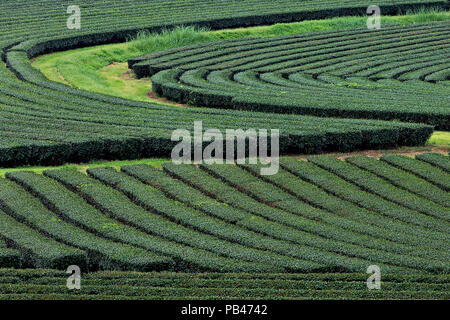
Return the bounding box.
[2,1,446,43]
[144,22,450,129]
[0,0,446,166]
[0,154,448,274]
[1,269,448,300]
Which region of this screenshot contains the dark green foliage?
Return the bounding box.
[0,269,448,300]
[240,162,447,248]
[0,250,20,269]
[197,163,449,272]
[416,152,450,172]
[280,157,450,234]
[0,176,170,272]
[43,168,287,273]
[0,208,86,270]
[0,238,21,269]
[346,155,450,206]
[308,156,450,224]
[1,0,449,300]
[162,162,450,273]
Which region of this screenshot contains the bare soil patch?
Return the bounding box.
[288,146,449,161]
[147,91,187,107]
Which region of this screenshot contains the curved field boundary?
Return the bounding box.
[0,154,448,274]
[0,1,446,166]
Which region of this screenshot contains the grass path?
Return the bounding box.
[428,131,450,145]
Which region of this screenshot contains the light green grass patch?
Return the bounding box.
[97,62,152,101]
[428,131,450,146]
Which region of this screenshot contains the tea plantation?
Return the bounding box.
[0,154,449,298]
[143,22,450,128]
[0,0,449,300]
[0,0,448,166]
[0,269,448,300]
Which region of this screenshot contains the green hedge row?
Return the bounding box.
[0,269,448,300]
[197,163,449,272]
[163,163,440,273]
[146,22,450,129]
[0,1,446,166]
[240,162,445,250]
[121,164,249,223]
[381,154,450,191]
[0,208,86,270]
[122,164,375,273]
[153,67,446,130]
[2,268,450,282]
[0,154,449,274]
[0,241,21,269]
[2,275,448,291]
[135,21,448,76]
[87,166,331,272]
[81,168,333,273]
[0,176,169,272]
[308,156,450,224]
[5,1,448,56]
[2,284,448,300]
[278,157,450,241]
[1,51,434,166]
[5,171,177,271]
[416,152,450,172]
[0,250,20,269]
[43,168,284,273]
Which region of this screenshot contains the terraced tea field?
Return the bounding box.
[0,270,448,300]
[0,0,448,167]
[144,22,450,128]
[0,155,448,274]
[0,0,449,301]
